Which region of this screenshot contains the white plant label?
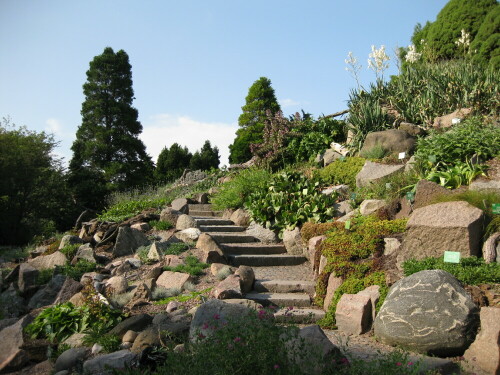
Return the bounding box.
[398,152,406,159]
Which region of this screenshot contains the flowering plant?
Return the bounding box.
[367,45,390,80]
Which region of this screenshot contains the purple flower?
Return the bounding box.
[233,337,241,343]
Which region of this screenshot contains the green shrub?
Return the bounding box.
[315,157,365,189]
[164,242,189,255]
[359,144,388,160]
[355,171,420,202]
[83,331,121,353]
[245,172,337,235]
[164,255,208,276]
[211,168,272,210]
[301,222,341,243]
[149,220,174,230]
[403,256,500,285]
[57,259,97,281]
[415,118,500,171]
[59,243,81,259]
[154,287,212,305]
[36,268,55,285]
[151,287,181,301]
[136,245,151,264]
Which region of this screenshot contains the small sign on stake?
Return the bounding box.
[398,152,406,160]
[493,203,500,215]
[350,193,357,201]
[345,220,351,230]
[406,191,415,202]
[444,251,461,263]
[386,183,392,189]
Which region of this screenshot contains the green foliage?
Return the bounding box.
[154,287,212,305]
[155,143,192,183]
[403,256,500,285]
[164,242,189,255]
[424,160,487,189]
[149,220,173,230]
[415,118,500,171]
[68,47,154,209]
[98,191,169,222]
[83,330,121,353]
[471,6,500,69]
[25,302,90,343]
[57,259,97,281]
[315,157,365,189]
[164,255,208,276]
[287,116,346,163]
[59,243,81,260]
[229,77,281,163]
[245,172,337,234]
[356,171,420,202]
[413,0,497,61]
[359,144,388,160]
[136,245,151,264]
[189,140,220,171]
[0,119,78,245]
[211,168,272,210]
[36,269,55,285]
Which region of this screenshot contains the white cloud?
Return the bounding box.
[279,98,300,108]
[140,114,238,168]
[45,118,64,137]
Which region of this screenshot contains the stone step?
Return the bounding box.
[208,233,258,244]
[273,308,325,323]
[193,218,234,226]
[244,292,311,307]
[227,254,307,267]
[199,225,245,233]
[189,210,223,217]
[188,204,214,211]
[254,279,316,295]
[221,243,286,255]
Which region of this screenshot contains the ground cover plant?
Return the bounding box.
[245,171,337,235]
[163,255,208,276]
[314,215,407,327]
[211,167,272,210]
[403,256,500,285]
[315,157,365,189]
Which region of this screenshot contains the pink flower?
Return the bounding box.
[340,358,349,365]
[202,322,209,329]
[213,314,220,320]
[233,337,241,343]
[396,362,402,366]
[407,362,414,366]
[197,333,205,339]
[274,364,280,369]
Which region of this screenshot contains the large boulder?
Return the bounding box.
[28,251,67,270]
[464,307,500,375]
[59,235,85,250]
[113,226,149,257]
[360,129,416,156]
[355,161,405,188]
[374,270,479,356]
[171,198,192,214]
[53,277,83,305]
[0,315,34,373]
[398,201,484,265]
[322,149,343,167]
[335,294,372,335]
[159,207,182,226]
[230,209,251,227]
[73,244,96,264]
[82,350,136,374]
[246,222,278,244]
[234,265,254,293]
[413,179,450,209]
[283,227,305,255]
[359,199,386,216]
[156,271,192,291]
[212,274,242,299]
[18,263,39,294]
[196,233,226,264]
[54,347,90,373]
[108,314,153,338]
[28,274,67,309]
[104,276,129,296]
[175,214,197,230]
[175,228,201,242]
[189,299,254,341]
[432,108,471,128]
[469,179,500,195]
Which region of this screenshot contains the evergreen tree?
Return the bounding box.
[190,140,220,171]
[155,143,192,182]
[471,5,500,69]
[228,77,280,164]
[411,0,497,61]
[68,47,154,209]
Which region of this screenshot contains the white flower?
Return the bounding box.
[405,44,421,63]
[455,29,470,47]
[367,45,390,78]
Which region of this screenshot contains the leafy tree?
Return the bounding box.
[190,140,220,171]
[471,5,500,69]
[68,47,154,209]
[229,77,280,164]
[155,143,192,182]
[0,119,76,244]
[411,0,497,61]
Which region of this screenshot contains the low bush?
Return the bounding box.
[82,330,121,353]
[59,243,81,259]
[164,255,208,276]
[315,157,365,189]
[355,171,420,202]
[245,171,337,235]
[301,222,340,243]
[57,259,97,281]
[149,220,174,230]
[154,288,212,305]
[211,168,272,210]
[402,256,500,285]
[152,287,181,301]
[359,144,388,160]
[164,242,190,255]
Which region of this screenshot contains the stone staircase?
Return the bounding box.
[188,203,325,323]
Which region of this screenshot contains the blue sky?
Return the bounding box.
[0,0,448,167]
